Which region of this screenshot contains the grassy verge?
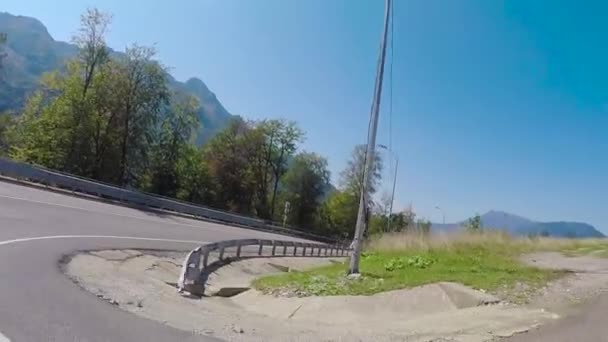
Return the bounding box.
[560,243,608,258]
[252,232,608,297]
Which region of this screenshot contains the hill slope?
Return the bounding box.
[433,210,605,238]
[0,12,233,143]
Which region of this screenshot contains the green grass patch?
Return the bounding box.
[253,242,564,296]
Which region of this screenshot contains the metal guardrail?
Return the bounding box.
[177,238,351,295]
[0,158,337,243]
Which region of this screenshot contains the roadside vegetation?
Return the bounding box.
[0,8,416,240]
[253,231,608,297]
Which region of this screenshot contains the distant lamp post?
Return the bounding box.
[435,206,445,225]
[283,201,290,228]
[378,144,398,232]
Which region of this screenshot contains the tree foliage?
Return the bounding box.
[2,8,397,241]
[0,112,14,156]
[340,144,383,197]
[318,145,384,238]
[258,119,304,218]
[416,219,432,235]
[147,92,199,197]
[466,214,483,232]
[278,152,330,230]
[202,119,263,214]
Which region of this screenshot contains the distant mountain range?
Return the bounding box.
[433,210,605,238]
[0,12,234,144]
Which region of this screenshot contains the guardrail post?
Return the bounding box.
[219,246,225,261]
[317,247,322,256]
[203,250,210,268]
[324,247,328,256]
[271,241,277,256]
[330,247,333,256]
[258,240,264,256]
[236,242,242,258]
[283,243,288,255]
[302,245,307,256]
[293,244,298,256]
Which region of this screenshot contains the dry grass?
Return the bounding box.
[367,230,608,255]
[253,231,608,297]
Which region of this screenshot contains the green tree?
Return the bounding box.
[0,112,14,156]
[367,192,392,235]
[319,144,383,237]
[417,219,432,235]
[9,76,75,169]
[319,190,360,238]
[340,144,383,197]
[72,8,111,98]
[278,152,330,230]
[258,120,304,218]
[174,144,214,204]
[9,9,114,177]
[202,119,264,214]
[89,59,131,181]
[148,92,199,197]
[65,8,112,174]
[466,214,482,232]
[393,207,417,232]
[115,44,169,186]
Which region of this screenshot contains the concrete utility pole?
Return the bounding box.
[349,0,392,275]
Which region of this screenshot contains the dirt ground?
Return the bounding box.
[62,250,608,342]
[520,252,608,312]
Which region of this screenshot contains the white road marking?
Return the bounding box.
[0,235,206,247]
[0,193,223,230]
[0,332,9,342]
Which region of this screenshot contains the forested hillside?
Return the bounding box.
[0,11,232,143]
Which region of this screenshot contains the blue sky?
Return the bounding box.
[3,0,608,232]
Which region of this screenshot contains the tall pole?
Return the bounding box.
[435,206,445,224]
[349,0,392,275]
[387,157,398,232]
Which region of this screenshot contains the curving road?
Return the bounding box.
[0,180,293,342]
[3,180,608,342]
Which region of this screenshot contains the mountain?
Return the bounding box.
[433,210,605,238]
[170,77,235,144]
[0,12,233,143]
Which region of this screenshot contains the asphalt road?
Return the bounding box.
[1,180,608,342]
[505,295,608,342]
[0,180,294,342]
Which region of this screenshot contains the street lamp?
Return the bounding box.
[435,206,445,225]
[378,144,398,232]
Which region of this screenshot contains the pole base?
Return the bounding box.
[346,273,362,280]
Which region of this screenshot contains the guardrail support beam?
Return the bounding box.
[203,251,210,267]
